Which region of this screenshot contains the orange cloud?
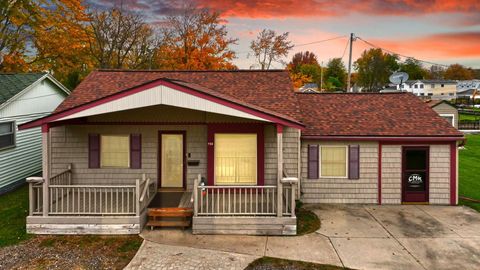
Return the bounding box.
[193,0,480,19]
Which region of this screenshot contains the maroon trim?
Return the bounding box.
[158,131,186,189]
[307,144,319,179]
[207,123,265,186]
[41,124,50,133]
[378,142,382,205]
[348,145,360,180]
[19,79,304,130]
[130,134,142,169]
[401,146,430,203]
[88,134,100,168]
[450,142,457,205]
[276,124,283,134]
[302,136,463,142]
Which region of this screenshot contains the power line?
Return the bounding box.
[341,36,350,59]
[235,35,347,55]
[355,36,449,68]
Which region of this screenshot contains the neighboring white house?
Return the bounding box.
[457,80,480,100]
[0,73,70,194]
[396,80,457,99]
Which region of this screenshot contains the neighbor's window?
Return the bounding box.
[440,114,455,126]
[0,121,15,150]
[420,84,424,89]
[431,84,435,88]
[215,133,257,185]
[100,135,130,168]
[320,146,348,178]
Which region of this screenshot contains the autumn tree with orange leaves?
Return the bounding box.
[155,6,238,70]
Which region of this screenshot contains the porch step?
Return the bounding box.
[147,207,193,230]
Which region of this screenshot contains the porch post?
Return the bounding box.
[276,124,283,217]
[41,124,50,216]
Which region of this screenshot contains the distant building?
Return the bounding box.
[396,80,457,100]
[299,83,319,93]
[425,100,458,128]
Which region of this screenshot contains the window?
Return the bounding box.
[320,146,348,178]
[431,84,435,88]
[0,121,15,150]
[428,93,433,96]
[440,114,455,126]
[215,133,257,185]
[420,84,424,89]
[414,85,418,89]
[100,135,130,168]
[441,84,444,87]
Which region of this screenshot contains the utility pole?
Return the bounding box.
[347,33,354,92]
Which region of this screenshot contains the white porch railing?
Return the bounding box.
[27,165,156,217]
[193,174,297,217]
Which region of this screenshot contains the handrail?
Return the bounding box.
[139,175,153,203]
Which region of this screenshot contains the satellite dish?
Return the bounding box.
[389,72,409,85]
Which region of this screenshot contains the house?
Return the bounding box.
[0,73,70,194]
[397,79,457,100]
[457,79,480,93]
[19,70,463,235]
[299,83,319,93]
[425,100,458,128]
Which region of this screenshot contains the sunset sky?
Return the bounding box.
[88,0,480,69]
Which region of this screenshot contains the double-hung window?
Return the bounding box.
[100,135,130,168]
[0,121,15,150]
[320,146,348,178]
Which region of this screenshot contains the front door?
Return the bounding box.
[159,132,185,188]
[402,147,429,203]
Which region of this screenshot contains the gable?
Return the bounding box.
[0,73,46,104]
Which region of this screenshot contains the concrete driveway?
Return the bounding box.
[126,205,480,270]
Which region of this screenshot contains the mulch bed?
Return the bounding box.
[245,257,351,270]
[0,235,142,270]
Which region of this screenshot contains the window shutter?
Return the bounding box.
[308,145,319,179]
[88,134,100,168]
[349,145,360,180]
[130,134,142,169]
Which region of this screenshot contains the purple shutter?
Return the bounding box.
[88,134,100,168]
[308,145,319,179]
[349,145,360,180]
[130,134,142,169]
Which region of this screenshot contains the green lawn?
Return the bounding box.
[0,185,31,247]
[459,113,480,121]
[459,134,480,211]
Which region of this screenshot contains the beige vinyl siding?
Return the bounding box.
[429,144,451,204]
[381,145,402,204]
[264,125,277,185]
[50,125,207,191]
[381,144,451,205]
[301,141,378,204]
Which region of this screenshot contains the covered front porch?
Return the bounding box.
[22,78,302,235]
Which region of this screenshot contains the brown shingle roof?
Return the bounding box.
[55,70,303,121]
[296,92,463,137]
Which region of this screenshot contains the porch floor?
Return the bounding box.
[148,191,193,209]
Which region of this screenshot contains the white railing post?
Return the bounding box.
[135,179,140,216]
[276,125,283,217]
[28,182,34,216]
[41,127,50,216]
[193,175,199,216]
[290,183,296,217]
[67,163,72,185]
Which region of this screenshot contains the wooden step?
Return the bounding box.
[146,220,191,228]
[148,208,193,217]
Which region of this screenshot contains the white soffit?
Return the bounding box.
[56,85,269,122]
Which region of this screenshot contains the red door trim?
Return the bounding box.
[402,146,430,203]
[207,123,265,186]
[450,142,457,205]
[158,130,186,189]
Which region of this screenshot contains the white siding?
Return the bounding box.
[0,79,67,193]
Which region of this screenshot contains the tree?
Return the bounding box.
[444,64,475,80]
[250,29,293,70]
[324,58,347,88]
[88,8,157,69]
[354,48,399,92]
[155,6,237,70]
[399,58,428,80]
[287,51,318,73]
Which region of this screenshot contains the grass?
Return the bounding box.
[0,184,31,247]
[459,134,480,211]
[296,201,321,235]
[245,256,352,270]
[459,113,480,121]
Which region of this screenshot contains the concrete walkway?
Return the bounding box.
[126,205,480,270]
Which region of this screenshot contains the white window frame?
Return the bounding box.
[319,145,349,179]
[439,114,455,127]
[0,121,16,151]
[100,134,130,168]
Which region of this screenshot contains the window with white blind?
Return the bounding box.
[214,133,257,185]
[0,121,15,150]
[100,135,130,168]
[320,146,348,178]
